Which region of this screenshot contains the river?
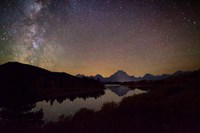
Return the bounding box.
[31,85,147,122]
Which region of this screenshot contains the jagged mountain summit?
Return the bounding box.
[106,70,135,82]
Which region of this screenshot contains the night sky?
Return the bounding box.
[0,0,200,77]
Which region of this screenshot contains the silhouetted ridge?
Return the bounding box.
[166,69,200,84]
[0,62,104,103]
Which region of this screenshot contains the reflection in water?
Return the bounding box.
[32,85,147,122]
[109,86,130,96]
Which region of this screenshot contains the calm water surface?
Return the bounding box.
[32,85,147,122]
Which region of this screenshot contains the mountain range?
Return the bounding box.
[0,61,192,102]
[77,70,189,82]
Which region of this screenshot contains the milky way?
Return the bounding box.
[0,0,200,76]
[9,0,64,69]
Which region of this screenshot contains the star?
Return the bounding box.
[0,0,200,77]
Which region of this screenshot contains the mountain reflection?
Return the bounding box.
[108,86,130,96]
[43,89,105,105]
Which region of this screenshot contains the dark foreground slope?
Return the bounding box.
[0,62,104,102]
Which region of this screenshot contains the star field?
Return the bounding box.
[0,0,200,77]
